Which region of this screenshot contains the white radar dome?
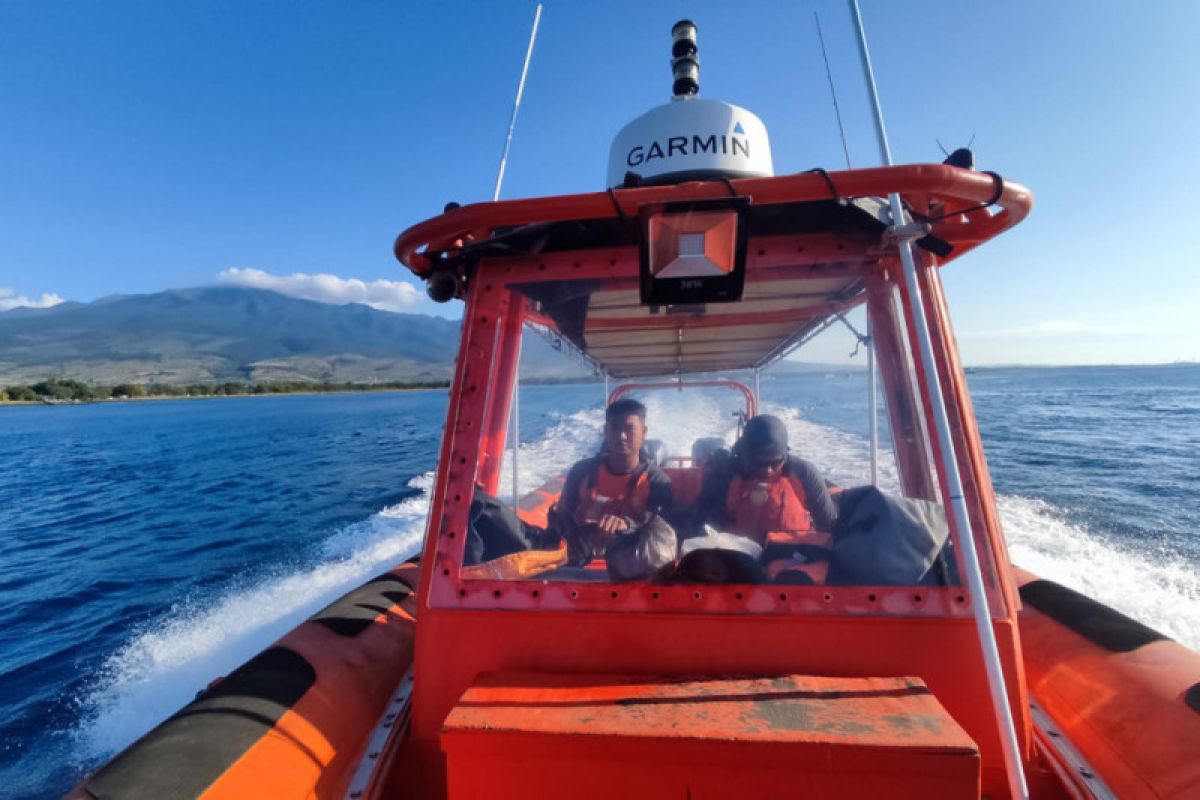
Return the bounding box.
[607,98,774,188]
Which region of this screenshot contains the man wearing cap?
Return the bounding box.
[694,414,837,548]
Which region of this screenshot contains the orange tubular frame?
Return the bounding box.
[607,380,757,419]
[396,164,1037,799]
[394,164,1032,276]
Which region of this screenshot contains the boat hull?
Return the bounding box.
[66,563,419,800]
[1014,568,1200,800]
[66,561,1200,800]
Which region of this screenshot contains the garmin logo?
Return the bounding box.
[627,134,751,168]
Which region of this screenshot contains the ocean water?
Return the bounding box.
[1,364,1198,799]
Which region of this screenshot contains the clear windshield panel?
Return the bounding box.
[450,269,963,608]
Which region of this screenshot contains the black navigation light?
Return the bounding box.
[942,148,975,170]
[639,196,749,306]
[426,269,462,303]
[671,19,699,97]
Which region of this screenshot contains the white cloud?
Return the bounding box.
[218,268,420,313]
[0,288,65,311]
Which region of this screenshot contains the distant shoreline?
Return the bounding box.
[0,376,611,407]
[0,388,447,407]
[3,362,1195,408]
[0,381,452,407]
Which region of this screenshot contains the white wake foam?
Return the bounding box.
[1001,495,1200,650]
[73,476,431,760]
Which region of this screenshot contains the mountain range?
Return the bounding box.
[0,287,586,386]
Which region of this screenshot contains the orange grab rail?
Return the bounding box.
[607,380,757,419]
[394,164,1032,275]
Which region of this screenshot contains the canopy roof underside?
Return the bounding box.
[521,268,866,379]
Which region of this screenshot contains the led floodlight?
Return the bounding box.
[639,196,749,306]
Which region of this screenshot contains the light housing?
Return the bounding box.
[638,196,749,306]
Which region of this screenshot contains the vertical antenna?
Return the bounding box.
[814,12,852,169]
[816,9,871,482]
[493,4,543,201]
[848,2,1029,798]
[495,5,542,504]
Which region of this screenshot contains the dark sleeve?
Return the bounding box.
[558,457,594,519]
[790,457,838,531]
[645,464,673,515]
[693,460,734,534]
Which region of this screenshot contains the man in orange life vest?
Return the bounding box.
[554,398,673,562]
[695,414,837,548]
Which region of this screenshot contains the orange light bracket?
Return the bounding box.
[638,196,749,306]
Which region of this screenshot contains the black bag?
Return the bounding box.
[466,487,547,566]
[829,486,951,585]
[546,503,600,567]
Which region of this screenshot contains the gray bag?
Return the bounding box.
[831,486,950,585]
[605,514,678,581]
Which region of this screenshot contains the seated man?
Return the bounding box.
[694,414,837,548]
[554,398,673,564]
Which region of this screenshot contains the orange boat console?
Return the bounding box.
[442,672,980,799]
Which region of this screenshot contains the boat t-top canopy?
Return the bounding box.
[395,165,1031,378]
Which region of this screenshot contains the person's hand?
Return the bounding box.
[596,514,631,535]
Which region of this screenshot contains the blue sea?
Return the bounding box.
[1,364,1198,800]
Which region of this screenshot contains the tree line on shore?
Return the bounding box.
[0,378,450,402]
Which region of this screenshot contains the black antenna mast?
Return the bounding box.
[814,11,852,169]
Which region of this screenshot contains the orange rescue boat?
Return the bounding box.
[68,16,1200,800]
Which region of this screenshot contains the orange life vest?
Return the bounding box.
[576,463,652,525]
[723,473,813,547]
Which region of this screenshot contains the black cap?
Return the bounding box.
[736,414,789,463]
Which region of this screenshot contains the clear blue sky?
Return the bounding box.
[2,1,1198,365]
